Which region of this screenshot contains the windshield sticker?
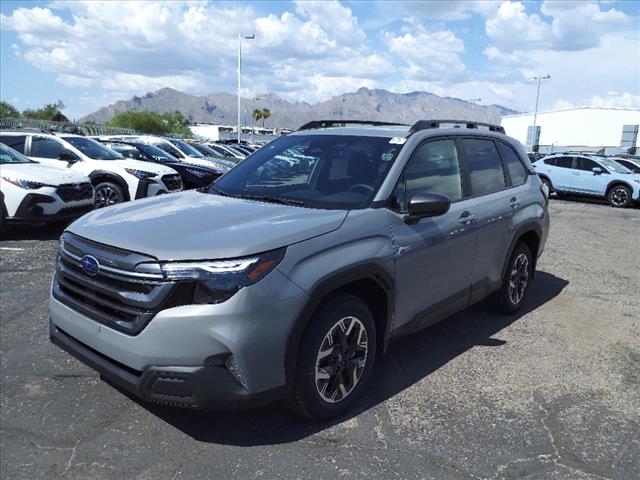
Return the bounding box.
[389,137,407,145]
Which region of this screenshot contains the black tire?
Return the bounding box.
[93,182,125,209]
[607,185,632,208]
[540,177,553,193]
[491,242,533,315]
[286,294,377,420]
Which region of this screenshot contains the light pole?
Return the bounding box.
[531,75,551,148]
[469,98,481,121]
[237,33,254,144]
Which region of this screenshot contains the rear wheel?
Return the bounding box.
[286,294,376,420]
[491,242,533,314]
[94,182,125,209]
[607,185,632,208]
[540,177,553,193]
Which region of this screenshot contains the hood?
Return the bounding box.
[67,190,347,260]
[0,163,89,185]
[109,159,176,176]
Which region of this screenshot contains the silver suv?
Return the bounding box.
[50,120,550,419]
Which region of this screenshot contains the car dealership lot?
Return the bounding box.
[1,198,638,480]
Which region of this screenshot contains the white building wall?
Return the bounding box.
[501,107,640,149]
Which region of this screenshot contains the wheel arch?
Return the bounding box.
[501,223,542,281]
[605,180,633,195]
[89,171,131,202]
[284,264,394,386]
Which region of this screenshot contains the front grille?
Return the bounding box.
[56,183,94,202]
[161,174,182,191]
[53,232,189,335]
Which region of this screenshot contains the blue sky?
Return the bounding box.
[1,0,639,120]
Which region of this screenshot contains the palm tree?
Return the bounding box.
[252,109,262,132]
[260,108,271,128]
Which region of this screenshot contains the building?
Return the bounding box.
[189,123,287,144]
[501,107,640,154]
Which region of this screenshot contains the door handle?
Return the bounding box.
[510,197,520,209]
[459,212,476,225]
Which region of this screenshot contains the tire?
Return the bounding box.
[607,185,632,208]
[93,182,125,209]
[286,294,377,420]
[540,177,553,193]
[491,242,533,315]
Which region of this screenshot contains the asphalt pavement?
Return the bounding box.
[1,197,639,480]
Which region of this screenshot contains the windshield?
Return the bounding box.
[63,136,122,160]
[599,158,632,174]
[138,144,177,163]
[169,139,204,158]
[212,134,402,210]
[0,143,35,164]
[154,142,185,159]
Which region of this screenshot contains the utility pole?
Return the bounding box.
[531,75,551,148]
[469,98,481,121]
[237,33,254,144]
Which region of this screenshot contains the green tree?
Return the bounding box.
[260,108,271,128]
[107,110,191,135]
[0,101,20,118]
[22,100,69,121]
[252,109,263,128]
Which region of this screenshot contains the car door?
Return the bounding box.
[389,138,477,331]
[28,136,81,171]
[574,157,610,195]
[458,138,514,295]
[548,156,577,191]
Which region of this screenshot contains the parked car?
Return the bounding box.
[0,142,93,226]
[167,139,236,171]
[206,143,246,162]
[100,141,220,189]
[532,153,640,208]
[49,119,549,420]
[612,157,640,174]
[0,131,182,209]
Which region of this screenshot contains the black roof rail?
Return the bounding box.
[409,119,505,135]
[297,120,408,131]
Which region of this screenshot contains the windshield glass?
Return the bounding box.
[212,134,402,210]
[153,142,185,159]
[0,143,35,164]
[169,139,204,158]
[138,144,177,162]
[63,137,122,160]
[599,158,632,174]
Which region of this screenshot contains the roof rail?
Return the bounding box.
[409,119,505,135]
[297,120,408,131]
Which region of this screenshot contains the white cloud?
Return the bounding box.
[588,92,640,108]
[57,74,93,87]
[100,73,205,93]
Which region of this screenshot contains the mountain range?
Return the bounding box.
[80,87,518,128]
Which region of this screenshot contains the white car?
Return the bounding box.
[0,142,94,226]
[0,131,183,209]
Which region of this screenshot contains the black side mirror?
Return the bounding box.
[404,192,451,224]
[59,150,79,163]
[592,167,603,175]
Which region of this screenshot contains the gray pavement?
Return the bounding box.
[1,197,639,479]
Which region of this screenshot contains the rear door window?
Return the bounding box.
[461,139,506,196]
[554,157,574,169]
[30,137,65,159]
[497,142,528,186]
[0,135,27,154]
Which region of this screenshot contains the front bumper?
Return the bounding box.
[11,192,93,222]
[50,321,287,409]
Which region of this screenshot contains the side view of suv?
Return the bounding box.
[0,131,183,208]
[50,119,549,420]
[532,153,640,208]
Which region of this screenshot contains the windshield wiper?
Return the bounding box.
[237,194,305,206]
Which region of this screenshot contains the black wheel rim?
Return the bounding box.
[508,253,529,305]
[315,316,369,403]
[94,186,120,209]
[610,188,628,206]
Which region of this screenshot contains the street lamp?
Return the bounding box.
[237,33,255,144]
[531,75,551,148]
[469,98,481,121]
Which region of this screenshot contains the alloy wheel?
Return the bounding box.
[314,316,369,403]
[508,253,529,305]
[94,186,121,209]
[610,187,629,207]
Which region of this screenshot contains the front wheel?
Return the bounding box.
[607,185,632,208]
[286,294,376,420]
[94,182,125,209]
[491,242,533,314]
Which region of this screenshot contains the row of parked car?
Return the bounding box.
[0,129,260,227]
[529,152,640,208]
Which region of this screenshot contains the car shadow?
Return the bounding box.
[0,222,68,241]
[122,271,569,446]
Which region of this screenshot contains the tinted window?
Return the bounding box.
[575,157,600,171]
[62,137,121,160]
[169,139,203,158]
[554,157,574,169]
[462,139,506,196]
[154,142,184,159]
[0,135,26,154]
[31,137,65,159]
[543,158,556,166]
[138,144,177,163]
[616,159,640,173]
[393,139,462,210]
[0,143,34,164]
[498,142,528,186]
[214,134,401,210]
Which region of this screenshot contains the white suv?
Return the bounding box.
[0,131,183,209]
[0,143,93,226]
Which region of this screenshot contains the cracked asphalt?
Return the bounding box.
[1,197,639,480]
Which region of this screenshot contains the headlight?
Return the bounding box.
[161,248,286,304]
[125,168,156,179]
[1,177,49,189]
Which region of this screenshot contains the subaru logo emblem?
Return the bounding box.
[80,255,100,276]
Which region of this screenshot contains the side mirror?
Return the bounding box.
[59,150,79,163]
[592,167,603,175]
[404,192,451,224]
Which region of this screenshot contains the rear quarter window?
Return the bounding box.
[497,142,528,186]
[0,135,27,154]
